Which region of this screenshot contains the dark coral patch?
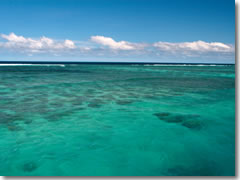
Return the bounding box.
[7,124,22,131]
[46,114,62,122]
[88,103,101,108]
[0,113,23,124]
[88,99,104,108]
[0,113,27,130]
[71,100,83,106]
[46,110,73,122]
[116,100,133,105]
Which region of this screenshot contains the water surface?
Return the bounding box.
[0,64,235,176]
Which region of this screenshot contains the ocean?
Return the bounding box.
[0,64,235,176]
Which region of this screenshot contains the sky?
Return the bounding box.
[0,0,235,63]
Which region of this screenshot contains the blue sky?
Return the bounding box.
[0,0,235,63]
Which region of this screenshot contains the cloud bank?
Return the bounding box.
[153,41,233,53]
[0,33,76,53]
[90,35,146,50]
[0,33,234,61]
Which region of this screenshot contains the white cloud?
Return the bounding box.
[0,33,234,61]
[2,33,27,42]
[64,39,76,49]
[0,33,76,53]
[153,40,234,54]
[90,35,146,50]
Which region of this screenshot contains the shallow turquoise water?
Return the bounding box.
[0,64,235,176]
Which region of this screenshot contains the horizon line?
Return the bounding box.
[0,61,235,65]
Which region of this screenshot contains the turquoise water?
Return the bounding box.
[0,64,235,176]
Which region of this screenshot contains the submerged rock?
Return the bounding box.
[154,113,184,123]
[167,165,188,176]
[166,162,217,176]
[154,112,170,117]
[73,107,85,111]
[154,112,202,130]
[181,119,202,130]
[24,119,33,124]
[22,161,38,172]
[86,89,96,94]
